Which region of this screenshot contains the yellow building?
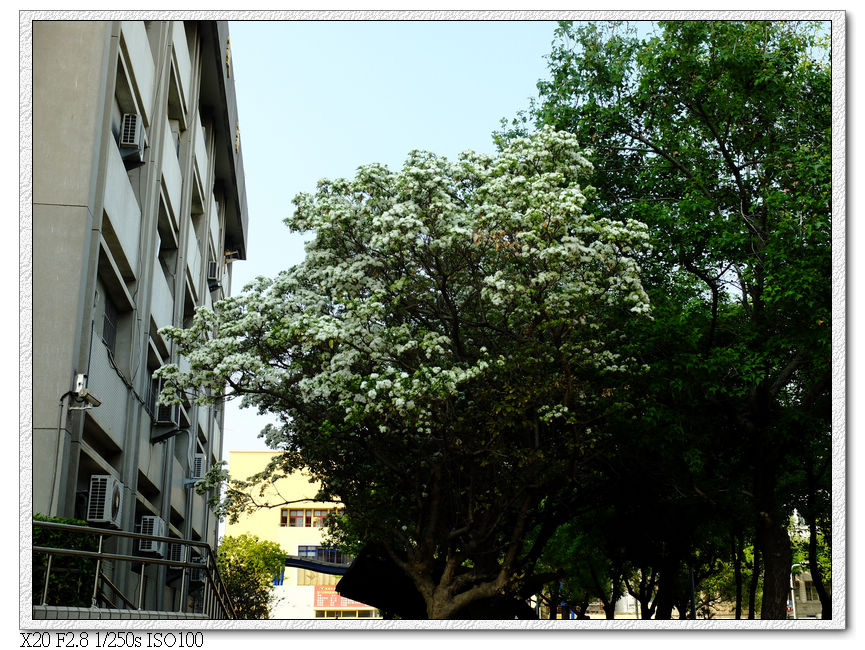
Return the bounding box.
[225,451,379,619]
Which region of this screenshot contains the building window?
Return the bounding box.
[272,569,285,586]
[297,545,351,565]
[287,508,332,527]
[288,509,305,527]
[314,610,377,619]
[312,509,329,527]
[102,294,119,354]
[279,508,288,527]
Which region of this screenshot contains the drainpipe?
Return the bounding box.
[49,391,76,517]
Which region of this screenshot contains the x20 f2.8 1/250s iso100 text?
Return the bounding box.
[20,632,205,649]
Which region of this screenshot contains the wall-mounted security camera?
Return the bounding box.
[72,373,102,407]
[77,387,102,408]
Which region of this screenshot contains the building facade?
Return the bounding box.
[226,452,379,619]
[31,20,247,612]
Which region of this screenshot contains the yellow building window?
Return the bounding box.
[288,509,306,527]
[312,509,329,527]
[314,609,377,619]
[287,508,332,527]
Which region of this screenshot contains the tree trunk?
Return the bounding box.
[653,562,676,620]
[750,405,790,620]
[733,533,743,619]
[808,516,831,620]
[576,596,591,619]
[626,568,656,619]
[590,566,618,620]
[549,581,559,620]
[757,513,792,620]
[747,546,760,620]
[805,459,831,619]
[604,601,616,620]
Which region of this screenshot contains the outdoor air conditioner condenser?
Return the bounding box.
[191,453,207,480]
[138,515,167,556]
[152,378,181,427]
[119,113,147,163]
[86,474,123,528]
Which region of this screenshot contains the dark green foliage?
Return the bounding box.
[32,515,99,607]
[514,19,832,619]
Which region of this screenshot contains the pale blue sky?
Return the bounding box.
[222,20,561,452]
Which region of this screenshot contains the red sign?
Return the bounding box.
[314,584,372,609]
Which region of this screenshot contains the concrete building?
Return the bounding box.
[31,19,247,612]
[226,452,380,619]
[791,569,828,619]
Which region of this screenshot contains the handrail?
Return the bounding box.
[96,571,137,610]
[32,519,236,619]
[35,520,214,549]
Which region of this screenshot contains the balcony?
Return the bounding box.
[119,22,155,124]
[138,411,164,491]
[85,340,132,450]
[102,143,142,280]
[161,121,182,218]
[170,457,186,519]
[150,264,174,339]
[185,232,203,299]
[193,115,209,194]
[171,21,191,118]
[209,201,221,255]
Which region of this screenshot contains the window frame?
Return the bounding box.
[288,509,305,527]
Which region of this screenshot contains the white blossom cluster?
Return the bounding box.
[158,126,652,446]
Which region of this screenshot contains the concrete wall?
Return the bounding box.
[32,22,111,515]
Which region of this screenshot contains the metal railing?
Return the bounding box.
[33,520,236,619]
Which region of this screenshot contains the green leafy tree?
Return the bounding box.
[161,127,652,619]
[519,20,832,619]
[32,515,98,607]
[532,513,624,619]
[216,534,286,619]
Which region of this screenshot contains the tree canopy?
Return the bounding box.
[162,126,654,618]
[506,19,832,619]
[216,534,286,619]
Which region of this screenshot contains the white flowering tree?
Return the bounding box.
[159,126,651,619]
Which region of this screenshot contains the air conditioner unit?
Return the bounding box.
[167,543,205,582]
[167,542,184,568]
[189,554,205,583]
[155,401,180,427]
[152,377,181,427]
[138,516,167,556]
[120,113,144,148]
[191,453,207,480]
[119,113,147,164]
[207,260,221,291]
[87,475,123,528]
